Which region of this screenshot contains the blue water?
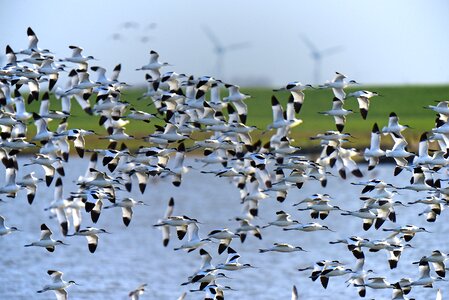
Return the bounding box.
[0,158,447,299]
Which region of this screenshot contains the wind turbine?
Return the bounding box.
[202,25,250,80]
[300,35,343,84]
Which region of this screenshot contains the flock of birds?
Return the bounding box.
[1,27,449,300]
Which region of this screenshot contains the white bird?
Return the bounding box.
[125,107,157,123]
[412,132,433,166]
[320,72,358,100]
[104,198,148,227]
[148,123,188,143]
[273,81,314,113]
[364,123,385,170]
[318,265,353,289]
[340,208,378,231]
[420,250,448,277]
[259,243,306,253]
[153,214,199,241]
[38,58,64,91]
[346,256,374,297]
[183,270,229,290]
[283,222,335,232]
[389,282,412,300]
[31,116,55,144]
[39,92,70,120]
[13,90,32,121]
[169,143,190,187]
[234,217,262,242]
[17,27,52,55]
[37,270,78,300]
[411,259,446,287]
[395,166,436,192]
[25,223,68,252]
[346,90,379,119]
[128,283,147,300]
[385,133,414,173]
[0,157,20,198]
[383,224,431,242]
[215,247,255,270]
[0,215,19,236]
[425,100,449,117]
[262,210,299,228]
[68,227,110,253]
[136,50,170,78]
[223,84,250,124]
[297,199,341,220]
[359,276,392,290]
[319,97,353,132]
[267,95,299,130]
[382,112,410,138]
[174,223,211,252]
[207,228,240,254]
[63,45,95,65]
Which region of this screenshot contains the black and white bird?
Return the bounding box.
[273,81,313,113]
[0,215,19,236]
[319,97,353,132]
[320,72,358,100]
[24,223,68,252]
[68,227,110,253]
[37,270,78,300]
[259,243,306,253]
[128,283,147,300]
[104,197,148,227]
[207,228,240,254]
[346,90,379,119]
[173,223,211,252]
[363,123,385,170]
[382,112,410,138]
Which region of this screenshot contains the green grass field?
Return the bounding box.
[36,84,449,152]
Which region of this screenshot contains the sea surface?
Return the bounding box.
[0,157,447,299]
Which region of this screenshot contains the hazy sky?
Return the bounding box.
[1,0,449,87]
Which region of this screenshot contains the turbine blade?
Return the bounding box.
[202,25,222,49]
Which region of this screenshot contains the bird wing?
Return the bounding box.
[54,289,68,300]
[70,46,82,57]
[161,225,170,247]
[40,225,53,240]
[165,197,174,218]
[55,207,69,236]
[290,91,304,113]
[111,64,121,81]
[332,88,345,101]
[232,100,248,123]
[42,164,55,186]
[121,207,133,225]
[27,27,39,50]
[271,96,284,123]
[333,115,346,132]
[48,270,63,281]
[357,97,370,119]
[86,234,99,253]
[291,285,298,300]
[70,206,82,232]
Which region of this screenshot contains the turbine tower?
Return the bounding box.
[202,25,250,80]
[301,35,343,84]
